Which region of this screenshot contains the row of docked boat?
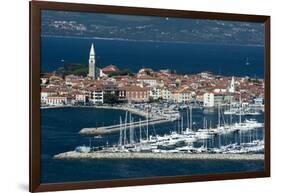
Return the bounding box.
[74,139,264,154]
[224,95,263,116]
[224,107,262,116]
[74,105,264,155]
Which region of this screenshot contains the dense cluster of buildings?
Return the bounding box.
[40,43,264,107]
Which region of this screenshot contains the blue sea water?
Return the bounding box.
[41,36,264,78]
[40,107,264,184]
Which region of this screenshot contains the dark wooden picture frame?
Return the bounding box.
[30,1,270,192]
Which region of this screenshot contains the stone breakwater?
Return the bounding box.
[93,105,161,119]
[54,151,264,161]
[79,105,170,135]
[79,118,170,135]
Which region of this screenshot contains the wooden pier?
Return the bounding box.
[79,118,171,135]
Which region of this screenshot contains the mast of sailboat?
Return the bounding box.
[218,134,221,148]
[132,117,134,144]
[186,107,189,133]
[230,111,233,125]
[139,118,142,142]
[239,93,242,124]
[221,107,226,126]
[124,111,128,145]
[203,117,206,129]
[190,106,192,131]
[177,116,180,133]
[119,116,122,146]
[181,113,183,133]
[146,108,149,141]
[218,104,220,129]
[129,114,134,144]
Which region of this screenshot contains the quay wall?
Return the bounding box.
[54,151,264,161]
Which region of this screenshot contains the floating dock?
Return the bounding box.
[79,118,170,135]
[54,151,264,160]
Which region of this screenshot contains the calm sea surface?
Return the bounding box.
[40,107,264,184]
[41,36,264,78]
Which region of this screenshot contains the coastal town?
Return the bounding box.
[41,43,264,109]
[44,43,265,160]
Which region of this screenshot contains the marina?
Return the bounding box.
[56,105,264,160]
[42,96,265,183]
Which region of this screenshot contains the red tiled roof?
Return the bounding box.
[124,85,149,92]
[41,87,56,93]
[101,65,119,73]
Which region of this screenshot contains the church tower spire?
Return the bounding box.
[88,43,96,79]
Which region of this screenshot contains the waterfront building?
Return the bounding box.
[74,92,88,103]
[88,86,104,104]
[41,87,57,104]
[214,94,226,106]
[161,87,173,101]
[118,89,126,101]
[125,85,149,102]
[149,87,162,100]
[46,96,68,106]
[203,92,215,107]
[172,87,192,103]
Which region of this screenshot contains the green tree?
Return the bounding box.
[103,93,119,104]
[108,69,134,77]
[56,64,88,77]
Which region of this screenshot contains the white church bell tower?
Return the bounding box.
[88,43,96,79]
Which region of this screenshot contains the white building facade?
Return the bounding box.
[90,90,104,104]
[46,96,67,106]
[203,92,215,107]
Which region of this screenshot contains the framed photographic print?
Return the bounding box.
[30,1,270,192]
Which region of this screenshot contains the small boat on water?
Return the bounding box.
[245,57,250,66]
[75,145,91,153]
[161,109,180,121]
